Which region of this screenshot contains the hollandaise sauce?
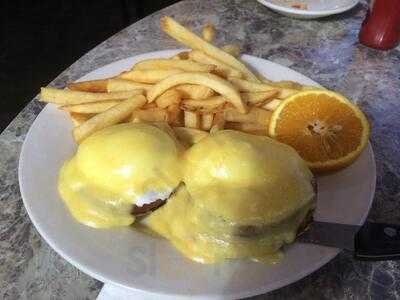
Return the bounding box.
[145,130,316,264]
[145,186,315,264]
[58,123,182,228]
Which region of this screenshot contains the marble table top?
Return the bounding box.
[1,0,400,299]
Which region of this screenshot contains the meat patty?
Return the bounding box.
[235,178,317,238]
[131,199,166,216]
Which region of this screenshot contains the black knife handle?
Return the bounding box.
[354,222,400,261]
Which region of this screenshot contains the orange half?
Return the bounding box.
[269,90,370,173]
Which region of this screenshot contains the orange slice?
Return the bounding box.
[269,90,370,173]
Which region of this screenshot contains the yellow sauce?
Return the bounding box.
[58,125,315,264]
[145,131,316,263]
[58,123,182,228]
[184,130,315,225]
[145,185,314,264]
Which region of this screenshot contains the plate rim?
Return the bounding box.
[18,49,376,299]
[257,0,359,16]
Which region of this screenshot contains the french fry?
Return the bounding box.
[221,44,240,58]
[61,100,121,114]
[301,85,325,91]
[228,77,298,99]
[143,102,157,109]
[119,69,183,83]
[147,72,246,113]
[270,80,303,90]
[160,16,259,82]
[228,77,275,92]
[175,84,214,99]
[171,51,190,60]
[224,107,272,125]
[167,104,183,126]
[107,79,152,92]
[202,24,215,43]
[69,113,94,127]
[259,75,274,84]
[262,99,282,111]
[40,87,144,105]
[181,96,225,113]
[133,59,215,73]
[225,122,267,136]
[68,79,109,93]
[201,113,214,130]
[155,89,182,108]
[210,112,225,133]
[188,50,242,78]
[131,108,169,123]
[172,127,209,146]
[180,92,278,113]
[73,95,146,143]
[242,91,279,106]
[184,111,201,129]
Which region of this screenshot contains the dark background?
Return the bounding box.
[0,0,180,131]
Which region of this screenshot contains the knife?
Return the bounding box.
[297,221,400,261]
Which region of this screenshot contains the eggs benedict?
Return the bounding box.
[58,122,183,228]
[59,123,315,264]
[145,130,316,263]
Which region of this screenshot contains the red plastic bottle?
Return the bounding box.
[359,0,400,50]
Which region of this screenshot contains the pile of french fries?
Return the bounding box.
[39,16,314,144]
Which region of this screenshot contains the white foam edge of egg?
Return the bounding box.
[135,188,174,207]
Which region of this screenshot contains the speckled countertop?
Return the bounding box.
[1,0,400,299]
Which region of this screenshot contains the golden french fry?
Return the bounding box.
[134,59,215,73]
[181,92,278,113]
[201,113,214,130]
[173,127,209,146]
[107,79,152,92]
[262,99,282,111]
[155,89,182,108]
[301,85,326,91]
[73,95,146,143]
[171,51,190,60]
[242,91,279,106]
[180,91,277,113]
[68,79,109,93]
[270,80,303,90]
[224,107,272,126]
[143,102,157,109]
[228,77,275,92]
[61,100,121,114]
[188,50,242,78]
[228,77,298,99]
[119,69,183,83]
[259,75,274,84]
[131,108,169,123]
[147,72,246,113]
[160,16,259,82]
[69,113,94,127]
[225,121,266,131]
[167,104,183,126]
[221,44,240,58]
[181,96,225,113]
[184,111,201,129]
[202,24,216,43]
[175,84,214,99]
[40,87,144,105]
[225,121,267,136]
[210,112,225,133]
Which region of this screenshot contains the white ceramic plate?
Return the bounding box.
[257,0,359,19]
[19,50,376,299]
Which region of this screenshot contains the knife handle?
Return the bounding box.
[354,222,400,261]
